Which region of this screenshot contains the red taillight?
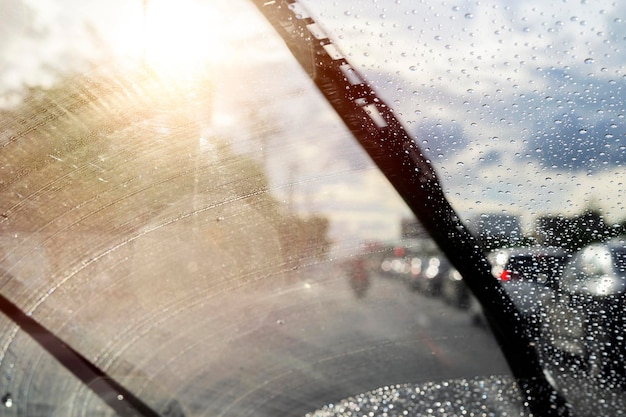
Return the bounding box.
[499,270,511,281]
[393,247,405,257]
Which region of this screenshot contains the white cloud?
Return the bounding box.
[298,0,626,229]
[4,0,625,245]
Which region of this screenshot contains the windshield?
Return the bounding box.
[0,0,625,416]
[614,250,626,278]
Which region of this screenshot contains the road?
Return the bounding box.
[179,262,513,417]
[6,258,623,417]
[0,259,513,417]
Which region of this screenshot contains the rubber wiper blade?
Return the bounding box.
[0,287,171,417]
[249,1,570,416]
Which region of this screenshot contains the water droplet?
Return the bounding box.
[465,13,474,19]
[579,128,588,134]
[2,393,12,408]
[584,58,594,64]
[409,65,417,71]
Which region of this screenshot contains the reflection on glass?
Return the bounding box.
[0,0,625,416]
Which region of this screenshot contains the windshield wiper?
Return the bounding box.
[250,1,570,416]
[0,271,178,417]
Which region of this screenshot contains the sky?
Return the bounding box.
[2,0,625,248]
[301,0,626,225]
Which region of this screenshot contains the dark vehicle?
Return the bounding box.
[488,247,569,320]
[489,246,568,285]
[542,239,626,380]
[380,246,411,276]
[1,0,625,416]
[409,256,451,296]
[379,239,436,280]
[441,267,470,309]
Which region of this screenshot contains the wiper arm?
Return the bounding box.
[250,1,570,416]
[0,280,172,417]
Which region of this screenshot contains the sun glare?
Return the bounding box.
[140,0,228,78]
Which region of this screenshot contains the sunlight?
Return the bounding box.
[140,0,228,79]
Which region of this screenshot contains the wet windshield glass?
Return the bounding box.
[0,0,625,416]
[614,250,626,278]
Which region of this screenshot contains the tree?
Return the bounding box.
[0,66,331,298]
[534,207,622,252]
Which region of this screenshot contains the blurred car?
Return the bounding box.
[380,240,436,281]
[489,247,568,285]
[541,239,626,380]
[409,256,451,296]
[380,246,412,276]
[488,247,569,322]
[441,267,471,309]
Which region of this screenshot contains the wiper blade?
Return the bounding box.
[250,1,570,416]
[0,281,169,417]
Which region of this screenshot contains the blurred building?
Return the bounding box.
[535,210,617,251]
[400,218,429,239]
[535,215,571,248]
[468,213,523,249]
